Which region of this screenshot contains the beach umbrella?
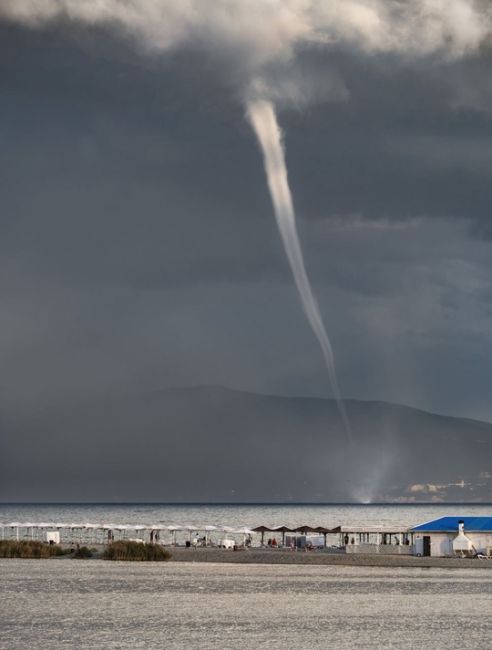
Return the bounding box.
[221,526,235,534]
[252,525,272,545]
[54,523,67,542]
[294,525,319,533]
[313,526,332,547]
[201,525,219,545]
[84,523,99,543]
[66,523,82,543]
[101,524,118,543]
[231,527,255,545]
[146,525,164,543]
[182,525,198,542]
[8,523,22,541]
[166,525,182,545]
[113,525,130,540]
[272,526,295,545]
[131,525,146,540]
[21,523,36,540]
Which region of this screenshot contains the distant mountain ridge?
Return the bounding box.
[1,385,491,502]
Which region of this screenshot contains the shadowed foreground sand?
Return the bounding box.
[2,559,492,649]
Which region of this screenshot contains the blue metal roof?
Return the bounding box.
[410,516,492,533]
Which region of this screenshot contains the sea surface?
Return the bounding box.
[1,502,491,544]
[1,560,491,649]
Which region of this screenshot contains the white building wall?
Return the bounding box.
[413,532,492,556]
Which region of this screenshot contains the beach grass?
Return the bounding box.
[102,541,172,561]
[0,540,66,559]
[73,545,94,559]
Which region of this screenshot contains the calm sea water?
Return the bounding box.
[1,502,491,528]
[2,560,491,649]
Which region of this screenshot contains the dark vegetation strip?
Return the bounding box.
[102,541,172,561]
[0,540,66,558]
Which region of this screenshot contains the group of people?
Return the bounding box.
[266,538,278,547]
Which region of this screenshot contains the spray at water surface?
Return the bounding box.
[247,98,352,441]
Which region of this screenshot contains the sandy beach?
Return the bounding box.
[168,546,492,568]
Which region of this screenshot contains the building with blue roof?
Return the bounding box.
[409,516,492,557]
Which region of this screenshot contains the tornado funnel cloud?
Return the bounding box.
[247,99,352,442]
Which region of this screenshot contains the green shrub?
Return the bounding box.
[102,541,171,562]
[0,540,64,559]
[73,546,93,559]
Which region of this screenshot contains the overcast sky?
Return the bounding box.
[1,3,492,426]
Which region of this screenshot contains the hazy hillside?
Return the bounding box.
[1,386,491,502]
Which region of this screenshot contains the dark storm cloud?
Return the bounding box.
[0,18,492,500]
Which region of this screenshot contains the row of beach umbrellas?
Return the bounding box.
[1,523,254,532]
[0,522,255,542]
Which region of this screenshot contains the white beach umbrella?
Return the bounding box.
[54,523,67,541]
[231,527,255,544]
[232,527,255,535]
[114,525,129,539]
[21,523,36,540]
[166,525,182,545]
[183,525,198,542]
[84,523,99,543]
[8,522,22,541]
[66,523,82,543]
[202,525,219,545]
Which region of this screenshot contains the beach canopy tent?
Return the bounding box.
[294,525,322,533]
[273,526,296,545]
[250,524,336,546]
[252,525,275,545]
[252,525,296,545]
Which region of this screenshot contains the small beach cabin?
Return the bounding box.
[410,517,492,557]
